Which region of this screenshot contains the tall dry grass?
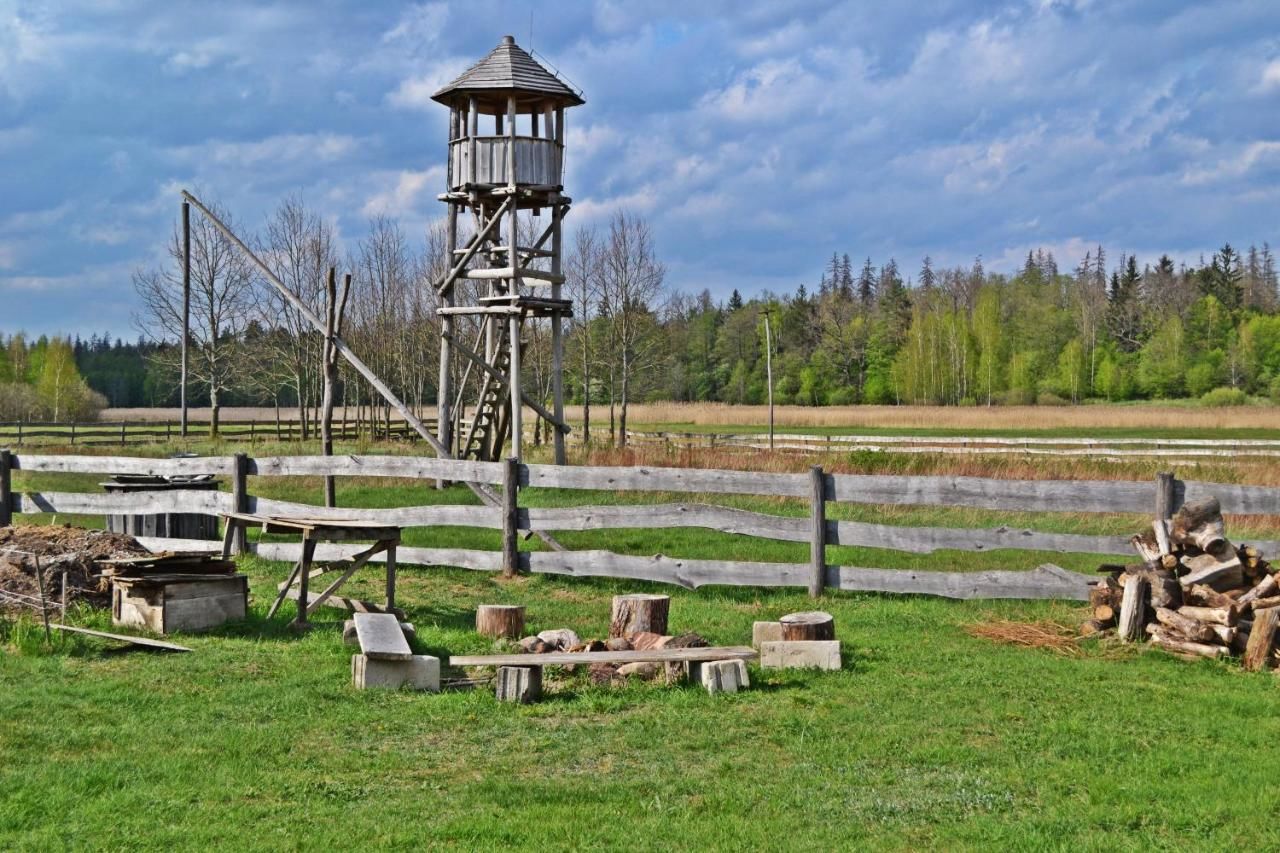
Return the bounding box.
[108,402,1280,432]
[563,402,1280,432]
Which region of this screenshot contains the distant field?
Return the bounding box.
[104,402,1280,437]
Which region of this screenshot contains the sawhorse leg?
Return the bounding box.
[220,518,239,560]
[385,539,398,612]
[295,533,317,626]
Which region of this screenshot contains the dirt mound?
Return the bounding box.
[0,525,148,611]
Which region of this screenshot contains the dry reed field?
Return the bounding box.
[566,402,1280,432]
[104,402,1280,433]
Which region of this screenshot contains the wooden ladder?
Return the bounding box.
[460,321,513,461]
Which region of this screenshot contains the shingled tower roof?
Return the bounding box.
[432,35,584,108]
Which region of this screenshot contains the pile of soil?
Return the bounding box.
[0,525,149,611]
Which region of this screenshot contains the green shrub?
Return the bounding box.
[1200,386,1248,407]
[1035,392,1069,406]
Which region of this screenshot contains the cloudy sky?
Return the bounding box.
[1,0,1278,338]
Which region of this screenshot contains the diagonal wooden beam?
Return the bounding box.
[442,330,571,433]
[435,196,513,298]
[304,541,390,616]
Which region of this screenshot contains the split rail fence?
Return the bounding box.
[0,418,431,446]
[5,420,1279,465]
[3,449,1279,601]
[623,431,1280,462]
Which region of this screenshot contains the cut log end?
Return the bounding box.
[779,610,835,642]
[609,594,670,639]
[476,604,526,639]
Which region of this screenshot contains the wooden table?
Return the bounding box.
[220,513,401,625]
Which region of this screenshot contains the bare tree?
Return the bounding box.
[565,226,601,444]
[258,196,337,439]
[599,211,665,447]
[133,198,256,435]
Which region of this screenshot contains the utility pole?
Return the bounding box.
[181,200,191,438]
[762,309,774,451]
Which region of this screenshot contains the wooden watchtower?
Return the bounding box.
[432,35,582,463]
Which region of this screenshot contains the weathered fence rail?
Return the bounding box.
[0,417,435,447]
[623,430,1280,460]
[4,450,1279,601]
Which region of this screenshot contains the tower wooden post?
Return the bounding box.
[429,35,582,464]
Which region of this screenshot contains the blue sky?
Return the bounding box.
[1,0,1278,338]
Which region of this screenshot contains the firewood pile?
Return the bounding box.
[1086,497,1280,669]
[486,593,708,683]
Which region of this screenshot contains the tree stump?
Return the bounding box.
[780,611,835,641]
[609,594,669,638]
[476,604,525,639]
[495,666,542,703]
[1118,574,1149,643]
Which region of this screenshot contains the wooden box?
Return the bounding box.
[111,575,248,634]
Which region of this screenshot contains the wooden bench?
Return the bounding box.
[450,646,758,702]
[353,612,412,661]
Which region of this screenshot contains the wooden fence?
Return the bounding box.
[9,419,1279,464]
[3,449,1279,601]
[0,418,430,446]
[623,430,1280,461]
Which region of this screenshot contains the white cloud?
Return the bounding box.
[0,241,16,270]
[382,3,447,47]
[1181,141,1280,185]
[170,133,359,168]
[1260,58,1280,92]
[361,167,443,218]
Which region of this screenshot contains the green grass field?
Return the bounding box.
[4,562,1279,849]
[4,440,1280,848]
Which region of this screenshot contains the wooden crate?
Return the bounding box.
[111,575,248,634]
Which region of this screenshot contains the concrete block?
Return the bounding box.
[496,666,542,703]
[688,659,750,695]
[351,654,440,691]
[343,620,415,645]
[759,640,842,671]
[752,621,783,648]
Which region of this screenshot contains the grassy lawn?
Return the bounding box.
[4,560,1280,849]
[5,439,1280,848]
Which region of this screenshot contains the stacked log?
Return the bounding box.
[1085,496,1280,668]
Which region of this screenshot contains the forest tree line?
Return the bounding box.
[2,191,1278,438]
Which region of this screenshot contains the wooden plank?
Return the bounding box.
[49,623,192,651]
[828,473,1153,513]
[250,454,505,484]
[526,550,811,590]
[827,520,1133,555]
[14,490,233,515]
[353,612,412,660]
[520,462,810,497]
[826,563,1092,601]
[522,503,810,540]
[1182,481,1278,516]
[450,646,757,667]
[13,454,236,476]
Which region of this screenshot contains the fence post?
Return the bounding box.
[16,422,22,446]
[70,422,76,445]
[231,452,249,554]
[502,457,519,578]
[1155,471,1176,521]
[809,465,826,598]
[120,422,127,446]
[0,448,12,528]
[166,421,171,442]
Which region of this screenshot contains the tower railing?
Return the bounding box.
[448,136,562,189]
